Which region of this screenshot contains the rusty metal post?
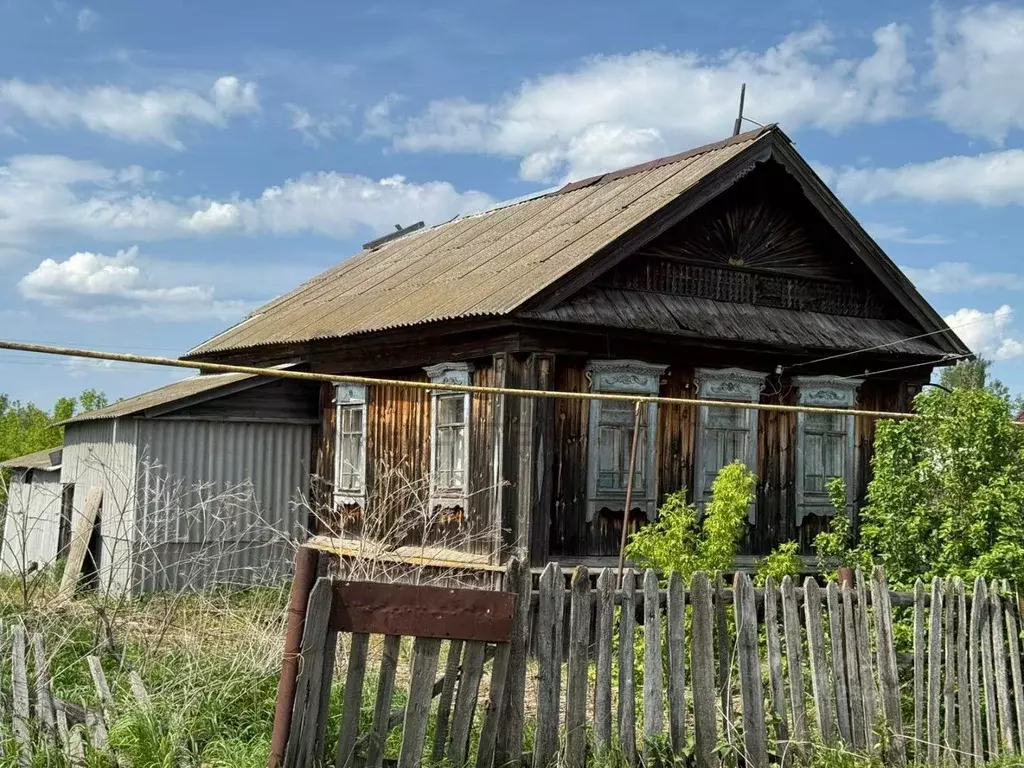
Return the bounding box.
[268,545,320,768]
[617,400,643,586]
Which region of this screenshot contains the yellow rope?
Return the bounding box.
[0,338,923,420]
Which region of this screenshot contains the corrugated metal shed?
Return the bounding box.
[1,447,62,470]
[1,467,63,573]
[525,289,945,355]
[185,128,769,356]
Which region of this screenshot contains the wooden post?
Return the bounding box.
[365,635,401,768]
[781,575,810,755]
[433,640,463,763]
[643,568,664,762]
[943,579,957,760]
[397,637,442,768]
[666,570,687,756]
[913,579,925,762]
[804,578,835,745]
[842,579,866,751]
[618,568,638,767]
[955,579,973,767]
[476,559,522,768]
[855,569,879,749]
[990,588,1015,754]
[970,577,986,763]
[594,568,615,757]
[1002,580,1024,757]
[533,562,562,768]
[872,567,906,766]
[11,625,32,768]
[617,401,643,586]
[979,579,999,759]
[285,578,335,768]
[764,577,791,759]
[691,572,717,768]
[335,633,369,768]
[735,573,768,768]
[496,555,531,768]
[826,582,852,747]
[927,578,943,766]
[565,566,590,768]
[449,641,487,767]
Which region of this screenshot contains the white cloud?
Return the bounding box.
[0,153,493,248]
[0,75,259,148]
[945,305,1024,360]
[833,149,1024,206]
[903,262,1024,293]
[931,4,1024,144]
[867,223,950,245]
[287,104,350,145]
[18,246,251,322]
[76,7,98,32]
[384,23,913,182]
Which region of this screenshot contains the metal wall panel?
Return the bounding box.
[1,469,63,573]
[60,419,138,595]
[133,419,311,592]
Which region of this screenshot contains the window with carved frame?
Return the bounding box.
[334,384,367,508]
[693,368,765,522]
[425,363,473,508]
[585,360,666,522]
[793,376,861,526]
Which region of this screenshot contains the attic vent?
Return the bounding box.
[362,221,425,251]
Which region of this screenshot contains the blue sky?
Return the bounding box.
[2,0,1024,408]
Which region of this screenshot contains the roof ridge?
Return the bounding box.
[558,124,777,194]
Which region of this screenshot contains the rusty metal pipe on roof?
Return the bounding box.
[268,546,320,768]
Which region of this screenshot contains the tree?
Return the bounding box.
[853,386,1024,588]
[938,356,1013,402]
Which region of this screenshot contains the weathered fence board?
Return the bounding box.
[826,581,852,747]
[666,570,687,754]
[735,573,768,768]
[842,579,866,752]
[990,589,1015,755]
[855,568,879,750]
[565,567,590,768]
[643,568,664,761]
[593,567,614,757]
[928,577,943,766]
[365,634,400,768]
[781,575,810,755]
[691,571,717,768]
[398,636,442,768]
[956,579,973,766]
[1003,580,1024,757]
[979,578,1000,759]
[914,578,926,761]
[618,568,638,768]
[943,579,957,760]
[432,638,463,764]
[872,567,907,766]
[764,577,790,759]
[804,577,835,745]
[970,577,987,763]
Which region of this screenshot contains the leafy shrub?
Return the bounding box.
[755,540,801,586]
[625,461,756,579]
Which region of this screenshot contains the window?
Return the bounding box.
[793,376,860,526]
[694,368,765,522]
[586,360,666,522]
[334,384,367,506]
[425,363,473,506]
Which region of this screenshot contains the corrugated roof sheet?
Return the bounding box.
[186,127,772,357]
[524,289,945,356]
[1,447,62,470]
[62,372,256,424]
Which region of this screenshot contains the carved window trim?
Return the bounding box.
[334,384,368,508]
[793,376,861,527]
[585,360,667,522]
[693,368,766,524]
[425,362,473,510]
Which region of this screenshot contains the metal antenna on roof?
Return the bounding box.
[732,82,765,136]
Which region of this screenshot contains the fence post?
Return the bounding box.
[667,570,687,756]
[826,582,852,748]
[691,572,717,768]
[496,557,531,768]
[565,566,590,768]
[618,568,638,768]
[643,568,664,761]
[990,587,1015,754]
[763,577,790,760]
[397,637,442,768]
[284,577,334,768]
[871,567,906,766]
[979,578,999,759]
[927,577,943,766]
[735,573,767,768]
[804,578,835,745]
[943,579,957,760]
[1002,579,1024,756]
[842,579,865,751]
[781,575,809,756]
[969,577,987,763]
[533,562,562,768]
[955,578,973,766]
[854,568,878,749]
[594,568,615,758]
[477,558,523,768]
[365,634,401,768]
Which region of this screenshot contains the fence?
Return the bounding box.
[278,559,1024,768]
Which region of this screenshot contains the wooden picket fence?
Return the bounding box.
[1,620,152,767]
[281,561,1024,768]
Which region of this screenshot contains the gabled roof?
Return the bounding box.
[61,372,258,424]
[1,447,62,471]
[185,126,969,359]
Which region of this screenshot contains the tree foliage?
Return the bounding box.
[625,461,756,580]
[854,387,1024,588]
[0,388,108,464]
[939,356,1015,405]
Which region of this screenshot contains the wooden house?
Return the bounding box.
[184,126,969,569]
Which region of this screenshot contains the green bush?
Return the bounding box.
[755,540,802,586]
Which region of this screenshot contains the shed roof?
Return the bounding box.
[61,372,256,425]
[1,447,62,470]
[185,125,968,359]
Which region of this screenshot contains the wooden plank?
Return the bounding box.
[313,630,339,763]
[87,655,116,724]
[871,567,906,766]
[496,556,531,768]
[715,573,733,745]
[1003,580,1024,758]
[618,568,638,768]
[397,636,442,768]
[735,573,768,768]
[449,640,487,767]
[643,568,664,760]
[990,588,1015,754]
[842,579,865,752]
[32,632,57,745]
[691,572,718,768]
[955,579,972,767]
[69,722,86,766]
[57,486,102,600]
[855,568,878,750]
[533,562,561,768]
[804,578,835,745]
[56,708,72,759]
[330,581,515,642]
[565,566,590,768]
[927,577,943,766]
[970,577,986,764]
[129,671,153,712]
[826,581,852,748]
[365,634,401,768]
[979,579,999,759]
[781,575,810,754]
[334,632,369,768]
[594,567,615,757]
[433,639,464,764]
[11,625,32,768]
[476,559,522,768]
[86,708,109,752]
[764,577,790,759]
[943,579,957,761]
[913,579,925,763]
[285,577,334,768]
[666,570,687,756]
